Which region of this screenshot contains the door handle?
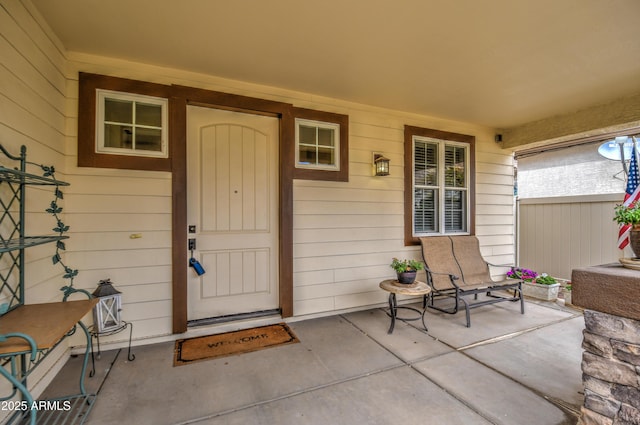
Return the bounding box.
[188,238,205,275]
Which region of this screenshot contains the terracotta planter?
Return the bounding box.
[397,271,417,284]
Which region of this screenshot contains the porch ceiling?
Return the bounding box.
[32,0,640,129]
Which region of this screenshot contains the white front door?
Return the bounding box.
[186,106,279,321]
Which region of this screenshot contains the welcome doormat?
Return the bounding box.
[173,323,299,366]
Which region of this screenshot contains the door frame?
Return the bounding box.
[171,86,294,333]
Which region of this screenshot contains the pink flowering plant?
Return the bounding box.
[507,267,558,285]
[506,267,537,282]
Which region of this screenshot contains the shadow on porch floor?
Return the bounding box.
[44,298,584,425]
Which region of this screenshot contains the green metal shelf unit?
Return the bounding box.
[0,145,97,425]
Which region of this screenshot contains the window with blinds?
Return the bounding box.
[413,137,469,235]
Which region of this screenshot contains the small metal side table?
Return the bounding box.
[379,279,432,334]
[89,321,135,377]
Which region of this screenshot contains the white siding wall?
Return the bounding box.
[5,0,517,347]
[0,0,74,407]
[293,115,516,315]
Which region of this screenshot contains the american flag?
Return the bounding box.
[618,138,640,249]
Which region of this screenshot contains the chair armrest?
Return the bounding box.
[424,267,461,289]
[424,267,459,280]
[487,262,514,269]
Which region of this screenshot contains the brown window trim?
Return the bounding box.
[78,72,173,171]
[404,125,476,246]
[291,107,349,182]
[77,74,296,334]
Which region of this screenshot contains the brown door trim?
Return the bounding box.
[171,85,294,333]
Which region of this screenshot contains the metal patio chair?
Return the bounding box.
[419,236,524,327]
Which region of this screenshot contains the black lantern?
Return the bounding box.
[92,279,122,333]
[374,153,390,176]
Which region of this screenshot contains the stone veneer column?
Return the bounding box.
[579,310,640,424]
[573,264,640,425]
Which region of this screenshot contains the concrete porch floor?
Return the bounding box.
[44,299,585,425]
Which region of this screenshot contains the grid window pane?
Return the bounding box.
[414,141,438,186]
[445,145,466,188]
[317,128,335,147]
[317,147,335,165]
[298,144,316,164]
[136,103,162,127]
[104,124,132,148]
[414,188,438,233]
[135,127,163,151]
[299,125,316,144]
[444,189,466,232]
[105,99,132,123]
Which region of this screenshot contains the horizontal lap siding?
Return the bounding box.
[63,65,174,337]
[63,56,515,320]
[293,121,514,315]
[0,0,71,406]
[6,1,516,335]
[62,168,173,338]
[472,144,516,264]
[293,118,403,315]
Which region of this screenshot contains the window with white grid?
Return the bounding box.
[96,89,168,158]
[295,118,340,171]
[413,136,469,235]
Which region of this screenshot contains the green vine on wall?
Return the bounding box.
[39,164,79,296]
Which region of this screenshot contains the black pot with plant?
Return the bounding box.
[390,258,424,284]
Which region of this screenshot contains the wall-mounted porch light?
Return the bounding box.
[373,153,390,176]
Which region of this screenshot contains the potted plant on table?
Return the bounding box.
[613,203,640,257]
[390,258,424,284]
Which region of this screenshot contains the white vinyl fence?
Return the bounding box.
[517,194,630,280]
